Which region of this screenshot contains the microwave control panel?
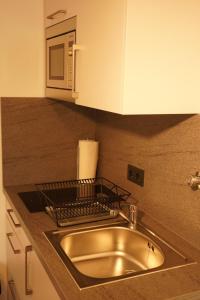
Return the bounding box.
[66,31,75,89]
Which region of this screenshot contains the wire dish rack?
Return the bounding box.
[36,177,131,227]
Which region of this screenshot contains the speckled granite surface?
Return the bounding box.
[4,185,200,300]
[1,98,96,186]
[96,113,200,251]
[2,98,200,255]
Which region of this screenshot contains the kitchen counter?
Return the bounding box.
[4,184,200,300]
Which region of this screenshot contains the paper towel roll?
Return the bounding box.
[77,140,99,180]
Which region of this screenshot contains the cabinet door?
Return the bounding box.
[6,218,59,300]
[122,0,200,114]
[30,251,60,300]
[45,0,79,27]
[6,199,60,300]
[6,218,32,300]
[75,0,200,115]
[75,0,126,114]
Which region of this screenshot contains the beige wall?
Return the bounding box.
[0,0,45,97]
[0,2,44,296]
[96,112,200,251]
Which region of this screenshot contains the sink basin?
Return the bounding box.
[60,227,164,278]
[44,221,195,288]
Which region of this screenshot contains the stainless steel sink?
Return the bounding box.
[60,227,164,278]
[44,221,195,288]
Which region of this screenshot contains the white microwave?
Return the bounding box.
[46,17,76,101]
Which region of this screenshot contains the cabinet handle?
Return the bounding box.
[47,10,66,20]
[25,245,33,295]
[72,44,82,98]
[8,280,17,300]
[6,233,21,254]
[7,209,21,228]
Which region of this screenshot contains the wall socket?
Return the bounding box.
[127,164,144,187]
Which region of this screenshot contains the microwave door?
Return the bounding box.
[46,32,74,90]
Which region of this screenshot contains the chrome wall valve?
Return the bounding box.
[188,172,200,190]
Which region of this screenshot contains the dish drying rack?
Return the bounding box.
[36,177,131,227]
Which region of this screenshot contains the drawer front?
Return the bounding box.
[6,198,31,247]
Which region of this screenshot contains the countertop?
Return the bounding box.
[4,184,200,300]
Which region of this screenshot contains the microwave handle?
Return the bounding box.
[72,44,82,99]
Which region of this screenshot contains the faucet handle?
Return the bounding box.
[122,202,137,214]
[129,204,138,218]
[122,202,137,207]
[129,204,137,211]
[119,203,138,230]
[129,204,138,230]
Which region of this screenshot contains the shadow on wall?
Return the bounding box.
[96,111,195,137]
[51,99,97,125]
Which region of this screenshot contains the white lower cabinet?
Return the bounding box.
[6,201,60,300]
[6,218,25,300]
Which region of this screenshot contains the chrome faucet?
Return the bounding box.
[119,203,138,230]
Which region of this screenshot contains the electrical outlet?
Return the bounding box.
[127,164,144,187]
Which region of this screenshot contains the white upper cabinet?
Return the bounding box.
[75,0,200,114]
[45,0,79,27]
